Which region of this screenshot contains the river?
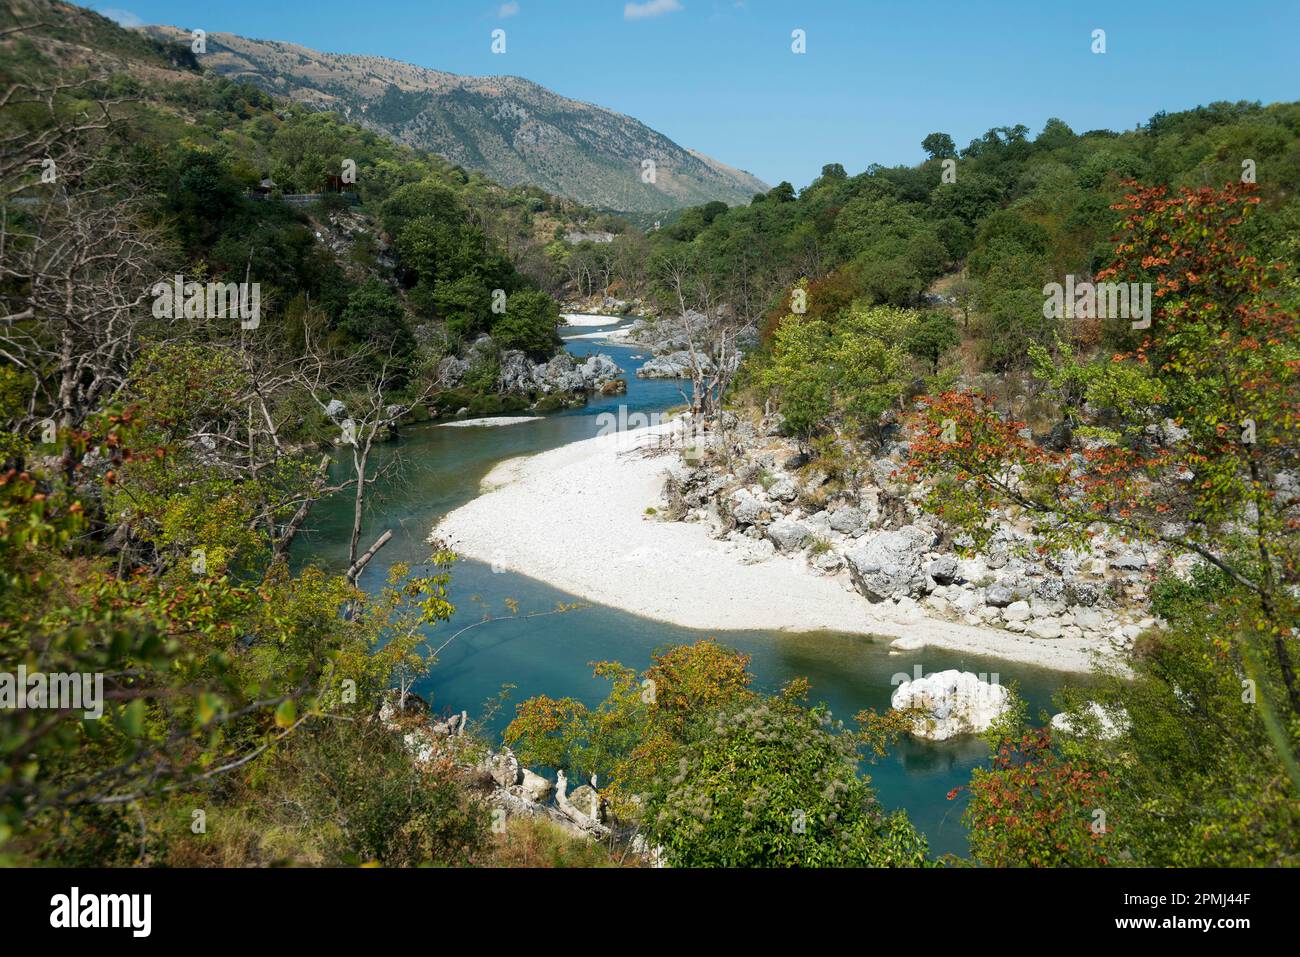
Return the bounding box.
[292,315,1075,858]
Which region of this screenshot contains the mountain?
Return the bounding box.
[138,26,768,215]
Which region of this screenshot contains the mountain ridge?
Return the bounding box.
[138,25,768,215]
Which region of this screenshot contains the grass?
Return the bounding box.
[483,817,632,868]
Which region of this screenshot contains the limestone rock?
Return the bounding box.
[765,518,809,553]
[1064,581,1101,607]
[845,526,935,602]
[636,350,714,379]
[1051,702,1130,740]
[733,537,776,564]
[768,476,799,502]
[1002,600,1031,622]
[1027,617,1063,639]
[729,488,766,526]
[984,583,1022,607]
[813,550,845,573]
[927,555,960,586]
[1111,551,1149,571]
[829,506,868,536]
[520,768,553,803]
[890,670,1011,741]
[487,748,521,788]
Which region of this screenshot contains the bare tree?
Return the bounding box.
[299,345,436,585]
[657,251,752,424]
[1,155,168,439]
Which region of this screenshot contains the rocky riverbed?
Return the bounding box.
[664,409,1178,659]
[379,691,623,848]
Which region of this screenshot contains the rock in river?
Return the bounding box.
[891,670,1011,741]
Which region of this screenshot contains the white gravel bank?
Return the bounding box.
[431,421,1115,674]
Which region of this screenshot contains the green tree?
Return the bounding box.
[340,279,415,362]
[904,311,960,372]
[641,696,929,867]
[491,288,561,358]
[921,132,957,160]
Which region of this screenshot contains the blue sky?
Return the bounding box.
[95,0,1299,188]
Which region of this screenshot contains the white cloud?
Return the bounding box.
[497,1,520,17]
[101,7,144,28]
[624,0,683,20]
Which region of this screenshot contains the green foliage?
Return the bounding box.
[507,640,927,867]
[1033,601,1300,867]
[340,279,415,366]
[642,696,929,867]
[904,311,960,371]
[1149,562,1234,624]
[484,816,625,867]
[921,132,957,160]
[758,301,915,447]
[505,640,754,814]
[960,727,1117,867]
[491,288,561,358]
[265,717,488,867]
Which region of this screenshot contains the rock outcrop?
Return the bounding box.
[435,335,623,401]
[656,409,1170,656]
[1051,702,1130,740]
[891,670,1011,741]
[845,526,936,602]
[636,350,714,379]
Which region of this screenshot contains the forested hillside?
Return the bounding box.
[604,102,1300,372]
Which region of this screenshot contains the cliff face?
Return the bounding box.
[140,26,768,214]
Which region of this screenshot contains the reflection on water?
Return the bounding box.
[292,317,1079,858]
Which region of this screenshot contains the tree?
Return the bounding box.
[491,288,561,358]
[654,249,746,421]
[506,640,928,867]
[759,301,914,450]
[339,280,415,369]
[958,726,1116,867]
[921,132,957,160]
[505,640,753,814]
[904,311,960,372]
[1035,117,1076,150]
[1,153,167,430]
[965,562,1300,867]
[767,181,797,203]
[641,695,929,867]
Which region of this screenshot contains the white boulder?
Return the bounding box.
[890,669,1010,741]
[520,768,553,802]
[1051,702,1130,740]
